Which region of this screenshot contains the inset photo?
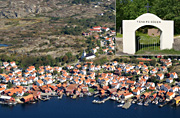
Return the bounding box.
[116,0,180,55]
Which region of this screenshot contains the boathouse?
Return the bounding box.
[21,94,34,103]
[174,96,180,105]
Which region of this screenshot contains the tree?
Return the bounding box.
[150,59,156,66]
[65,52,73,58]
[62,55,68,63]
[53,70,58,75]
[116,0,180,34]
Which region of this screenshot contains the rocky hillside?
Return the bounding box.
[0,0,115,58]
[0,0,113,19]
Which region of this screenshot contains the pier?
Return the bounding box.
[41,92,58,97]
[122,99,133,109]
[92,97,110,104]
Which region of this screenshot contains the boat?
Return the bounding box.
[30,101,36,104]
[121,100,125,104]
[79,94,83,97]
[8,102,13,106]
[117,104,124,107]
[137,102,143,105]
[92,100,97,103]
[144,102,149,106]
[155,101,158,105]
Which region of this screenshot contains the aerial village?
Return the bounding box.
[1,56,180,109]
[82,25,116,60]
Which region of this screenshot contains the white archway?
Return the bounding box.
[123,13,174,54]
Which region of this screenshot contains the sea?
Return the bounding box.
[0,44,9,47]
[0,96,180,118]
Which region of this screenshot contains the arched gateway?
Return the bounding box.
[123,13,174,54]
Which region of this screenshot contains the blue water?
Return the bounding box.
[1,96,180,118]
[0,44,9,47]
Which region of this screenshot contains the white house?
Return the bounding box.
[133,89,140,95]
[166,78,173,83]
[91,48,97,54]
[81,50,96,60]
[157,73,164,80]
[170,72,178,79]
[36,80,44,86]
[43,77,52,84]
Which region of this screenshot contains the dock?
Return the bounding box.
[94,94,100,98]
[41,92,58,97]
[159,101,168,108]
[122,99,132,109]
[71,95,77,99]
[92,97,110,104]
[58,93,64,99]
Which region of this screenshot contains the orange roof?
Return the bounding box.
[0,87,5,91]
[22,94,33,100]
[37,80,43,84]
[167,92,174,96]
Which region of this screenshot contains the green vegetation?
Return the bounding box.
[23,93,30,96]
[116,0,180,35]
[12,94,17,98]
[0,52,78,69]
[136,32,160,44]
[5,21,19,26]
[93,57,108,65]
[89,87,95,93]
[7,82,13,89]
[136,49,180,55]
[116,33,123,38]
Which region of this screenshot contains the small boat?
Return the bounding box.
[8,102,13,106]
[30,101,36,104]
[12,102,17,105]
[137,102,143,105]
[144,103,149,106]
[121,100,125,104]
[79,94,83,97]
[117,104,124,107]
[155,101,158,105]
[92,100,97,103]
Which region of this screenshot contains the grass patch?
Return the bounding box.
[136,49,180,55]
[89,88,95,93]
[116,33,123,38]
[136,32,160,44]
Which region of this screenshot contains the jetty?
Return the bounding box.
[94,94,100,98]
[159,101,168,108]
[71,95,77,99]
[58,93,64,99]
[41,92,58,97]
[122,99,132,109]
[92,97,110,104]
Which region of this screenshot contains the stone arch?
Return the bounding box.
[123,13,174,54]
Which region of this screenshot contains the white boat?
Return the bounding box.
[79,94,83,97]
[117,104,124,107]
[92,100,97,103]
[155,101,158,104]
[121,100,125,103]
[137,102,143,105]
[8,102,13,105]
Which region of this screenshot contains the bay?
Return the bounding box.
[0,96,180,118]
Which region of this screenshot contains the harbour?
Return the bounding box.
[1,96,180,118]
